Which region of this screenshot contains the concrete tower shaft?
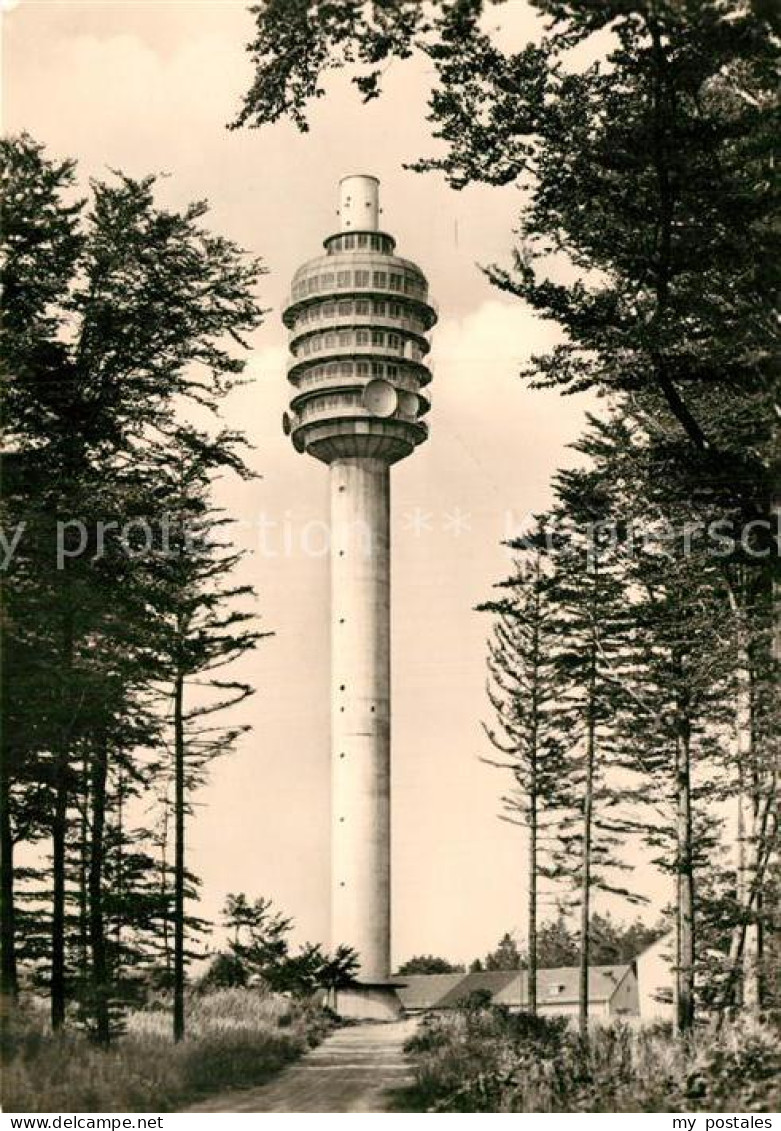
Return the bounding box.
[282,179,436,1015]
[330,457,391,981]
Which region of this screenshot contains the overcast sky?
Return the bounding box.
[4,0,669,965]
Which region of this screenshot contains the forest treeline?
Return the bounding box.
[0,134,269,1043]
[397,912,665,976]
[236,0,779,1038]
[479,409,778,1034]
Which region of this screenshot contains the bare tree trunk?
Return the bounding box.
[718,790,777,1024]
[674,861,682,1028]
[159,791,172,981]
[744,785,764,1015]
[736,633,760,1012]
[528,790,537,1015]
[736,756,747,1012]
[675,717,695,1034]
[89,732,110,1045]
[173,668,185,1042]
[0,750,18,999]
[51,759,68,1030]
[51,602,74,1031]
[527,577,540,1016]
[114,767,124,964]
[578,716,595,1039]
[578,630,598,1040]
[78,751,90,982]
[730,580,762,1014]
[772,456,780,674]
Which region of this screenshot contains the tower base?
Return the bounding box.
[333,980,404,1021]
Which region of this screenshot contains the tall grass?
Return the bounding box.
[395,1006,781,1113]
[1,989,334,1113]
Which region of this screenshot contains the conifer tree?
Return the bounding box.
[575,410,738,1032]
[483,932,523,973]
[479,535,567,1012]
[544,461,647,1036]
[1,133,265,1029]
[534,912,578,969]
[212,892,358,1001]
[145,443,268,1040]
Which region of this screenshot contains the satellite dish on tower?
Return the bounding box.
[362,379,398,418]
[397,391,419,419]
[282,411,293,436]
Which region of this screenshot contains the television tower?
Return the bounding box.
[282,176,436,1018]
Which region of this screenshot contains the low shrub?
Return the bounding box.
[396,1004,781,1113]
[1,988,335,1113]
[683,1024,781,1112]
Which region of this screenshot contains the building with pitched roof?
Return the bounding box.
[396,964,639,1020]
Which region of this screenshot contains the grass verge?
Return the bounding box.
[391,1005,781,1112]
[1,989,334,1112]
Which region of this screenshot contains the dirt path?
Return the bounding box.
[183,1018,418,1113]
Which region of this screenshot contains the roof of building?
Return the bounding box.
[435,970,518,1009]
[396,965,634,1011]
[395,973,466,1011]
[530,965,632,1005]
[635,930,674,961]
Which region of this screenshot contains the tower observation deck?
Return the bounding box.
[282,176,437,1018]
[282,175,436,462]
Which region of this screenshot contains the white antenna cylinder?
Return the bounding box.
[338,174,380,232]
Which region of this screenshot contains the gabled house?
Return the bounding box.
[394,970,515,1012]
[396,964,639,1019]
